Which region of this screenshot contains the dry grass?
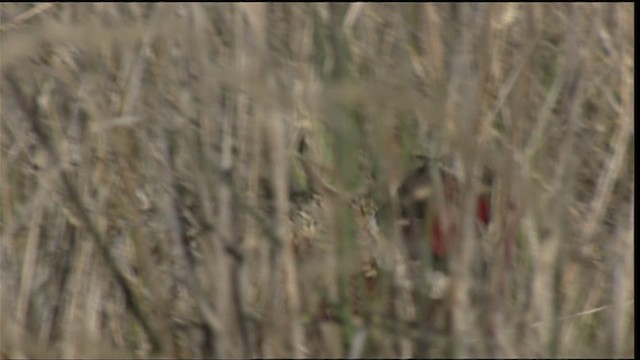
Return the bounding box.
[0,3,634,358]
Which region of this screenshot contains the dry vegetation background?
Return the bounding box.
[0,3,634,358]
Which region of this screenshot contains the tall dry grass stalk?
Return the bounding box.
[0,3,634,358]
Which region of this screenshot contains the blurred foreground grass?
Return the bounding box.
[0,3,634,358]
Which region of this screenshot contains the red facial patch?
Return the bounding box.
[430,194,492,258]
[477,194,491,225]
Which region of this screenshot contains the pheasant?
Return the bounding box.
[373,158,496,270]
